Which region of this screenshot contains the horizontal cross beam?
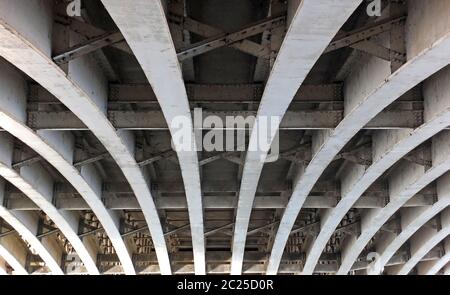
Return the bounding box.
[7,193,434,211]
[177,15,286,61]
[25,109,423,130]
[29,83,343,104]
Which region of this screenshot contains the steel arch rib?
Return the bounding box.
[0,179,63,274]
[337,132,450,274]
[0,235,28,275]
[268,5,450,275]
[0,58,135,274]
[0,0,170,274]
[377,172,450,273]
[100,0,205,274]
[0,133,99,274]
[372,65,450,273]
[395,207,450,275]
[336,65,450,274]
[417,237,450,275]
[222,0,362,274]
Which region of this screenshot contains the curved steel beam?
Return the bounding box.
[376,68,450,271]
[416,237,450,275]
[0,58,135,274]
[376,173,450,272]
[100,0,205,274]
[342,65,450,274]
[270,0,450,274]
[0,234,28,275]
[0,0,170,274]
[225,0,362,274]
[395,207,450,274]
[337,131,450,274]
[0,133,99,274]
[0,179,63,274]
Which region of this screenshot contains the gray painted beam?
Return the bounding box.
[7,193,435,211]
[0,133,99,274]
[416,236,450,275]
[0,233,28,275]
[31,83,344,104]
[338,131,450,274]
[376,172,450,273]
[337,63,450,274]
[101,0,205,274]
[395,207,450,274]
[0,0,167,274]
[269,0,450,275]
[177,15,285,60]
[0,58,135,274]
[0,179,63,274]
[24,109,423,131]
[231,0,362,274]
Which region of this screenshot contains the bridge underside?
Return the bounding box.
[1,0,450,275]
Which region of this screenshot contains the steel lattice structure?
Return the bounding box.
[1,0,450,275]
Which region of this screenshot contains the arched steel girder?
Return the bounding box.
[100,0,205,274]
[224,0,363,274]
[0,133,99,274]
[394,207,450,274]
[337,63,450,274]
[0,58,135,274]
[376,172,450,273]
[0,0,170,274]
[0,179,63,274]
[338,131,450,274]
[416,236,450,275]
[269,0,450,274]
